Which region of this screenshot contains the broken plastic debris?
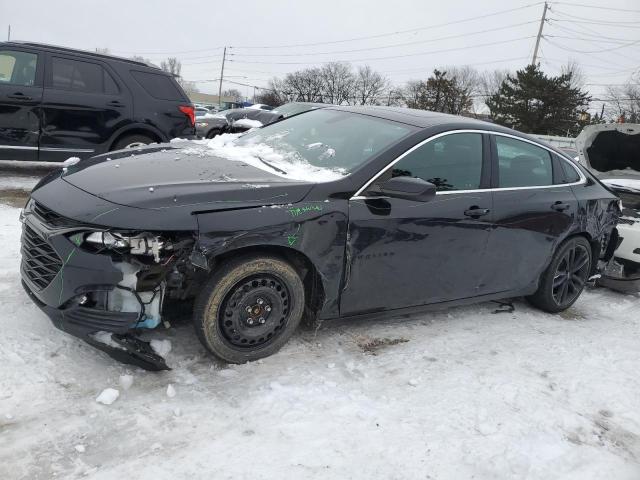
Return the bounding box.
[166,384,176,398]
[95,388,119,405]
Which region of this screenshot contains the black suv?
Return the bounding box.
[0,42,195,162]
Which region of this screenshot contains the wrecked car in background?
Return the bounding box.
[575,123,640,292]
[20,107,620,370]
[195,107,282,138]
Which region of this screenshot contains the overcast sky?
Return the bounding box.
[2,0,638,111]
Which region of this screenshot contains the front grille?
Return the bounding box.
[21,225,63,290]
[33,201,84,228]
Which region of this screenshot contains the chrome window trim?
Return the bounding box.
[40,147,95,152]
[350,129,586,200]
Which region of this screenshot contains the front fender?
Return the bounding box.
[196,200,348,318]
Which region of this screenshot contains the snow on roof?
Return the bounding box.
[202,133,346,182]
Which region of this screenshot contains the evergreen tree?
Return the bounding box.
[486,64,590,136]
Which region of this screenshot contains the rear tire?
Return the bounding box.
[112,134,155,150]
[193,255,305,363]
[206,129,221,139]
[527,236,592,313]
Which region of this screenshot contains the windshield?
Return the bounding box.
[235,109,414,175]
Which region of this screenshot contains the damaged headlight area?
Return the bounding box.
[56,228,207,369]
[76,231,168,262]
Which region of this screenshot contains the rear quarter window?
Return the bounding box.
[131,70,185,101]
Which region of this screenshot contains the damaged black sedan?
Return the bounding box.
[20,107,620,370]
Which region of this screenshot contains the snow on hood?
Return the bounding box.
[233,118,263,129]
[200,133,347,182]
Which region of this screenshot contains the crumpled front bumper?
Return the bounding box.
[20,210,169,370]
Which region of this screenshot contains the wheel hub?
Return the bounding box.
[218,275,290,349]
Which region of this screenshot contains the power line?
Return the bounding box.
[546,15,639,64]
[228,36,535,65]
[228,21,538,58]
[552,2,640,14]
[551,9,640,24]
[228,3,543,49]
[550,18,640,28]
[544,36,640,54]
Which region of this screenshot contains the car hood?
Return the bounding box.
[60,145,314,211]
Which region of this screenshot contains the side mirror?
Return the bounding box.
[378,176,437,202]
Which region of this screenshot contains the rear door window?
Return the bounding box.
[495,136,553,188]
[50,57,117,94]
[0,50,38,86]
[131,70,185,101]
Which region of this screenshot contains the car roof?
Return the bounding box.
[1,41,158,69]
[326,105,495,128]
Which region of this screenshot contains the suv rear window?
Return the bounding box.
[51,57,119,94]
[131,70,184,101]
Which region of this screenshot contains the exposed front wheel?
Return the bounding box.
[527,236,592,313]
[193,255,305,363]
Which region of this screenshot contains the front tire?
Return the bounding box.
[193,255,305,363]
[112,134,155,150]
[527,236,592,313]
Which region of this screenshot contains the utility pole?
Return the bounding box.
[218,47,227,109]
[531,2,548,66]
[7,25,10,41]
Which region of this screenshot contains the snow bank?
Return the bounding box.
[203,133,346,182]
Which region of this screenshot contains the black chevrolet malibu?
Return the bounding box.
[20,107,620,370]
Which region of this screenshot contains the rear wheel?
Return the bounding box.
[206,129,221,139]
[527,236,592,312]
[193,255,305,363]
[112,134,155,150]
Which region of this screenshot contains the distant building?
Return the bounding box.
[188,92,240,110]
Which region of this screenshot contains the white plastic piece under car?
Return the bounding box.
[109,262,165,329]
[575,124,640,292]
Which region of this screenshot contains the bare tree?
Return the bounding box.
[284,68,324,102]
[354,65,388,105]
[222,88,243,102]
[479,69,509,99]
[320,62,355,105]
[606,79,640,123]
[561,60,586,90]
[181,80,199,95]
[160,57,181,77]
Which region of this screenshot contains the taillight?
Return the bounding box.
[179,105,195,127]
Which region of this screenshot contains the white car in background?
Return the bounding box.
[575,124,640,292]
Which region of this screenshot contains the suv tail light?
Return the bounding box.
[179,105,195,126]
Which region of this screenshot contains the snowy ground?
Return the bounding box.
[1,199,640,479]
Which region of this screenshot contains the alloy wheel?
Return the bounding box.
[552,243,590,307]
